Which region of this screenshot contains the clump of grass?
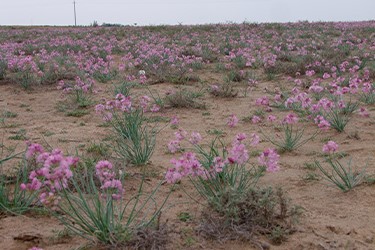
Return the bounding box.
[8,129,27,141]
[93,69,118,83]
[65,109,89,117]
[178,212,193,222]
[124,223,170,250]
[303,172,320,181]
[165,88,205,109]
[209,83,238,98]
[225,70,247,82]
[2,111,17,118]
[197,187,299,246]
[113,81,136,96]
[49,228,74,244]
[206,129,225,137]
[86,142,110,159]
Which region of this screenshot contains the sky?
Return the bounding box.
[0,0,374,26]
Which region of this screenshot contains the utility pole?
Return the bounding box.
[73,1,77,26]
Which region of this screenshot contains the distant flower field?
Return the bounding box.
[0,21,375,249]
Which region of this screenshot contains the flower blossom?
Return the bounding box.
[322,141,339,154]
[282,113,299,125]
[227,114,239,128]
[258,148,280,172]
[189,132,202,145]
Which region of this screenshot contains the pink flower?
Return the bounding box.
[250,133,260,146]
[309,85,324,93]
[251,115,261,124]
[166,152,205,183]
[139,74,147,84]
[20,183,27,190]
[322,141,339,154]
[362,82,373,93]
[248,78,258,86]
[306,70,315,77]
[26,143,44,159]
[267,115,277,122]
[95,104,105,114]
[189,132,202,145]
[165,168,183,184]
[235,133,247,142]
[255,96,269,106]
[103,112,113,121]
[282,113,298,125]
[359,107,369,117]
[211,84,219,92]
[227,143,249,165]
[170,116,179,126]
[212,157,225,173]
[23,146,79,207]
[314,115,331,131]
[174,129,187,141]
[139,95,151,111]
[150,104,160,112]
[258,148,280,172]
[95,160,115,182]
[227,114,239,128]
[274,94,282,102]
[167,140,180,153]
[101,179,123,200]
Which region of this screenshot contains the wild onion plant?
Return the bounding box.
[360,83,375,104]
[314,98,358,133]
[321,107,349,132]
[262,113,317,152]
[57,77,94,108]
[95,94,157,166]
[314,141,366,192]
[23,144,172,246]
[165,133,280,217]
[112,109,156,165]
[0,149,38,215]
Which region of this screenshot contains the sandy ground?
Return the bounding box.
[1,71,375,250]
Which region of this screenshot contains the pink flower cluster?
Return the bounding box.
[95,93,132,121]
[167,129,202,153]
[322,141,339,154]
[258,148,280,172]
[167,129,186,153]
[95,160,123,200]
[57,77,94,94]
[165,152,208,183]
[22,143,79,208]
[170,116,179,126]
[314,115,331,130]
[166,134,280,183]
[282,113,299,125]
[227,138,249,165]
[95,93,162,122]
[227,114,239,128]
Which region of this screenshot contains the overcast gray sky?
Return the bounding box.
[0,0,374,26]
